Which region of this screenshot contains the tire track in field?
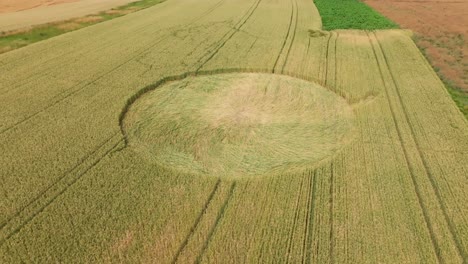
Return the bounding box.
[322,32,333,86]
[0,132,121,229]
[324,33,338,262]
[272,0,295,73]
[303,169,317,264]
[367,32,443,262]
[195,0,262,72]
[280,0,299,74]
[192,0,260,67]
[286,170,316,264]
[372,32,466,261]
[328,162,335,264]
[0,0,224,72]
[0,0,234,135]
[0,17,168,92]
[0,132,123,245]
[285,173,307,263]
[194,182,236,264]
[171,179,221,264]
[0,5,157,71]
[0,31,176,135]
[333,32,340,95]
[189,0,228,24]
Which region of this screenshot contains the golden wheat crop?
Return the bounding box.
[0,0,467,263]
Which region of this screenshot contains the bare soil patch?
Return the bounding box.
[365,0,468,91]
[0,0,79,14]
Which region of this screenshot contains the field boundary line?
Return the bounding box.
[373,32,466,260]
[171,179,221,264]
[0,133,123,245]
[194,182,237,264]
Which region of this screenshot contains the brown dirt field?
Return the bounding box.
[0,0,80,14]
[365,0,468,91]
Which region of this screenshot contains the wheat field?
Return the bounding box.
[0,0,467,262]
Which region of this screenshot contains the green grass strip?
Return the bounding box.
[314,0,398,30]
[442,78,468,119]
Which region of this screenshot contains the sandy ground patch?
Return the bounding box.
[365,0,468,91]
[0,0,80,14]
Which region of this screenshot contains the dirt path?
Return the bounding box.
[0,0,80,14]
[365,0,468,91]
[0,0,139,32]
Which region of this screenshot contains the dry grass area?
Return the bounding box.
[0,0,467,262]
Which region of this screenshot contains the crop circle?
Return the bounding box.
[123,73,355,177]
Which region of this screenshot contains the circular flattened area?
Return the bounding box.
[123,73,355,177]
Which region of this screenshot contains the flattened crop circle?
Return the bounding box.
[123,73,355,178]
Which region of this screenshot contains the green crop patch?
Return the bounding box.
[314,0,398,30]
